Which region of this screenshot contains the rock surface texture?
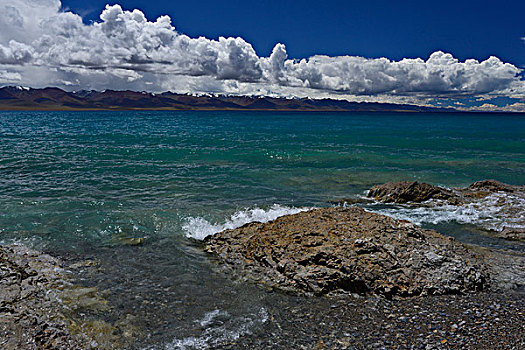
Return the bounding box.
[367,181,456,204]
[0,245,147,349]
[204,207,487,298]
[0,245,83,349]
[368,179,523,204]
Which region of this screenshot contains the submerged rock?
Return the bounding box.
[0,245,136,349]
[111,233,146,246]
[204,207,487,298]
[495,227,525,241]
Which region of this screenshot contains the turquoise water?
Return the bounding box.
[1,111,524,348]
[1,111,523,248]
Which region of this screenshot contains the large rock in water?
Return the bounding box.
[204,207,487,298]
[367,181,455,204]
[366,179,525,241]
[466,179,522,193]
[367,179,524,205]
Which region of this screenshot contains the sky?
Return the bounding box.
[0,0,524,110]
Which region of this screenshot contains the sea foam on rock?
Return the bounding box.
[368,179,524,204]
[204,207,487,298]
[367,181,456,204]
[366,180,525,241]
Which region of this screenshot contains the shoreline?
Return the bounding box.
[2,232,524,349]
[2,107,525,114]
[2,179,524,349]
[0,244,85,349]
[0,244,139,349]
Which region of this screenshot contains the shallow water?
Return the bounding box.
[1,111,524,348]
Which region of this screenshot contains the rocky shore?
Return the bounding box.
[218,291,525,349]
[367,179,523,205]
[0,244,84,349]
[0,245,132,350]
[203,184,525,349]
[2,179,524,349]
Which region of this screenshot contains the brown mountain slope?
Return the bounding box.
[0,86,453,112]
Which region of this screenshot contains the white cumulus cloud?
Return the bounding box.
[0,41,34,64]
[0,0,523,106]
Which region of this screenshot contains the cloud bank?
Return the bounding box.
[0,0,523,105]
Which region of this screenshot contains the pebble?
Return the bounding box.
[217,291,525,349]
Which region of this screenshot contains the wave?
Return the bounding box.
[366,192,525,232]
[151,307,268,350]
[182,204,311,240]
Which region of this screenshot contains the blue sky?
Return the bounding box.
[62,0,525,66]
[0,0,524,110]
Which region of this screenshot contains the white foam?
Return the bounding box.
[0,236,45,249]
[367,192,525,232]
[150,307,268,350]
[182,204,311,240]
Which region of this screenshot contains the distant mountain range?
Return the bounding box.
[0,86,454,112]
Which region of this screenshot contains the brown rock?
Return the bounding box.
[466,179,522,193]
[204,207,487,298]
[494,227,525,241]
[367,179,524,205]
[367,181,456,204]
